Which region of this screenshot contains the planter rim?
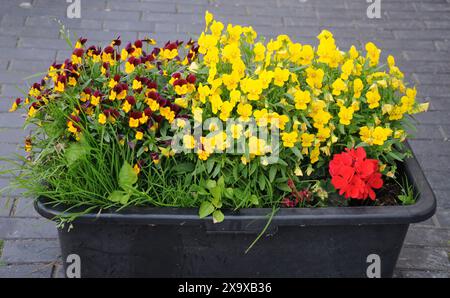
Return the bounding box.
[34,142,436,227]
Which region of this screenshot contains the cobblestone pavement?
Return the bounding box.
[0,0,449,278]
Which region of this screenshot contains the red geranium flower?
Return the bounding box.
[329,147,383,200]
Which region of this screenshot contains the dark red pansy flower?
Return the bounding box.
[78,37,87,45]
[112,36,121,47]
[69,114,81,123]
[164,41,178,50]
[329,147,383,200]
[144,107,152,116]
[152,114,163,123]
[113,84,123,93]
[130,110,142,119]
[126,95,136,105]
[186,73,196,84]
[173,78,187,87]
[72,48,84,57]
[150,152,160,162]
[158,98,168,107]
[104,45,114,54]
[170,104,181,114]
[134,39,143,48]
[147,81,157,89]
[147,90,159,100]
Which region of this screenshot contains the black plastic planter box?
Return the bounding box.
[35,147,436,278]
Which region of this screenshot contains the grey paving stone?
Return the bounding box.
[107,1,176,13]
[13,199,39,218]
[0,218,57,239]
[399,269,449,278]
[413,74,450,85]
[0,36,18,47]
[397,246,450,271]
[428,97,450,111]
[8,59,51,73]
[177,4,249,16]
[409,124,447,140]
[358,20,426,30]
[18,37,69,51]
[434,190,450,209]
[423,171,450,190]
[1,239,60,263]
[404,50,450,62]
[435,40,450,51]
[0,263,53,278]
[0,47,56,61]
[413,111,450,124]
[0,26,60,39]
[0,141,23,156]
[142,12,207,24]
[436,208,450,228]
[404,226,450,247]
[0,199,13,216]
[102,20,156,32]
[34,0,106,10]
[82,10,141,21]
[387,11,450,21]
[425,20,450,29]
[0,128,28,145]
[415,2,450,12]
[408,139,450,156]
[394,30,450,40]
[0,84,29,98]
[399,61,450,74]
[0,71,40,85]
[155,23,177,34]
[0,15,26,27]
[415,155,450,173]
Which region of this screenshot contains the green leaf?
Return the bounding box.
[258,174,266,191]
[269,166,277,183]
[217,176,225,188]
[172,162,195,174]
[205,179,216,190]
[277,158,288,167]
[206,159,215,173]
[211,163,221,178]
[192,185,209,196]
[387,151,404,161]
[108,190,130,205]
[199,201,215,218]
[224,187,234,199]
[232,166,239,181]
[291,146,302,158]
[250,194,259,205]
[119,161,138,190]
[212,210,225,223]
[210,185,222,202]
[249,162,257,175]
[65,143,89,166]
[276,183,292,192]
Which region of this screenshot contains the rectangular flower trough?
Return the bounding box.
[35,145,435,278]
